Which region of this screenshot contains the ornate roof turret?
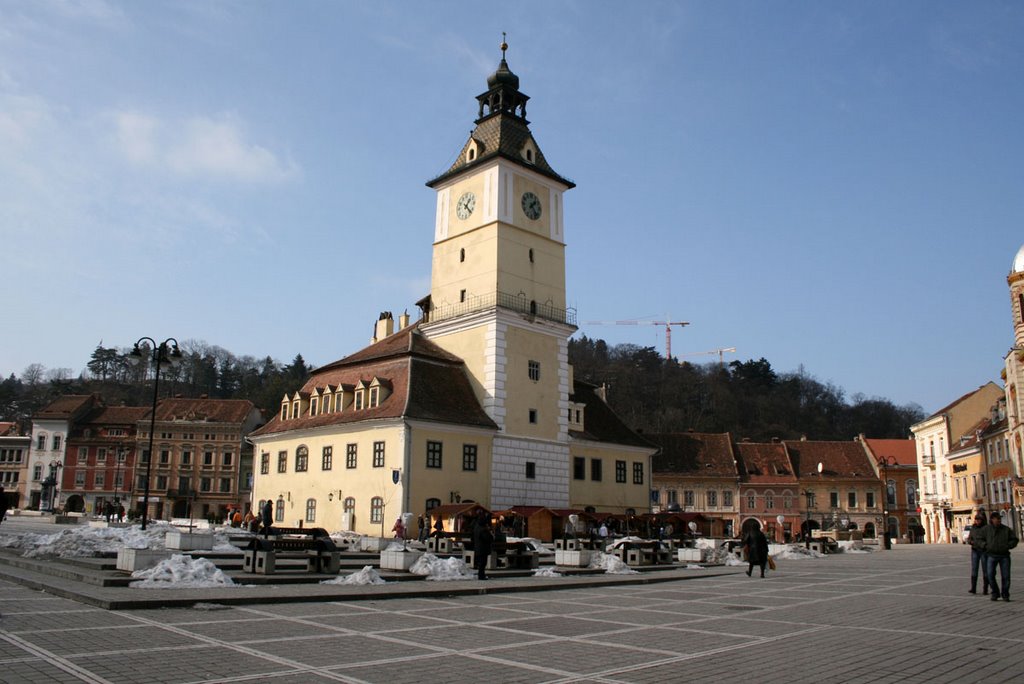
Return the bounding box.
[427,37,574,189]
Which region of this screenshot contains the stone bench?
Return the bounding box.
[243,527,340,575]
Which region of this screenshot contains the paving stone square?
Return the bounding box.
[0,545,1022,683]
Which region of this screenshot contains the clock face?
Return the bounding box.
[521,191,542,220]
[455,192,476,220]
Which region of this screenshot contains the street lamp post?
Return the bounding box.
[879,455,897,550]
[129,337,181,530]
[803,489,815,549]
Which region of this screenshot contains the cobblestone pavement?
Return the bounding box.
[0,544,1019,683]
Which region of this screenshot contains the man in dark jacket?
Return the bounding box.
[979,511,1018,601]
[966,513,990,595]
[261,499,274,538]
[743,525,770,578]
[472,511,494,580]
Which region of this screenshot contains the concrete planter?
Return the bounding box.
[117,548,172,572]
[360,537,390,552]
[380,548,423,571]
[555,549,593,567]
[677,548,702,563]
[165,531,214,551]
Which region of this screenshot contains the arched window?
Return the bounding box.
[886,479,897,506]
[370,496,384,523]
[275,497,285,522]
[764,490,775,510]
[295,445,309,472]
[425,497,440,512]
[468,148,476,162]
[746,491,756,510]
[782,490,793,509]
[343,496,355,513]
[906,479,917,508]
[305,498,316,523]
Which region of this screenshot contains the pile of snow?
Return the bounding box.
[682,564,704,570]
[409,553,474,581]
[383,541,406,551]
[773,544,825,560]
[130,554,236,589]
[604,536,647,551]
[507,537,554,555]
[588,552,639,575]
[0,523,175,558]
[533,566,563,578]
[837,540,873,554]
[322,565,387,585]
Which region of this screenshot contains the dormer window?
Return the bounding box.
[291,403,299,419]
[335,393,345,412]
[369,387,379,408]
[281,403,288,421]
[466,138,481,163]
[521,139,537,164]
[310,398,318,416]
[354,390,364,411]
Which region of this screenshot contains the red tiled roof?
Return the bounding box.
[783,440,876,480]
[946,418,991,456]
[153,398,258,424]
[35,394,98,419]
[252,329,496,438]
[569,381,654,448]
[649,432,739,478]
[863,438,918,467]
[0,422,16,436]
[82,406,150,425]
[735,442,798,484]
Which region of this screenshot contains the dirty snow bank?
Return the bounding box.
[130,554,235,589]
[322,565,387,585]
[409,553,474,580]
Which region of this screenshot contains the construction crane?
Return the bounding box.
[582,319,690,361]
[679,347,737,367]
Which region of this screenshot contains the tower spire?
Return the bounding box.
[501,32,507,60]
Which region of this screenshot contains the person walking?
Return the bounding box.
[0,485,6,525]
[979,511,1018,601]
[967,512,990,595]
[472,511,493,580]
[261,499,274,538]
[743,524,770,578]
[417,515,426,542]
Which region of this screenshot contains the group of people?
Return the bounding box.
[102,500,125,523]
[966,510,1019,601]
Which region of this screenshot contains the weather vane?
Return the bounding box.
[501,32,508,59]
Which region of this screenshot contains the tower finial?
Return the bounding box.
[501,32,508,59]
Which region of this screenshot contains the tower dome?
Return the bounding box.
[1013,244,1024,274]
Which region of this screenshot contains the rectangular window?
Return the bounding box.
[346,444,357,469]
[615,460,626,483]
[77,447,88,464]
[295,449,308,472]
[160,449,170,465]
[220,478,231,493]
[373,441,385,468]
[94,472,104,487]
[277,451,287,473]
[281,404,288,420]
[684,490,695,507]
[200,478,211,493]
[462,444,477,471]
[203,451,214,467]
[573,457,586,480]
[848,491,857,508]
[75,470,86,486]
[528,360,540,382]
[829,492,839,508]
[37,434,45,450]
[459,289,466,303]
[140,449,150,464]
[33,464,42,481]
[591,458,602,482]
[723,490,733,507]
[161,432,172,439]
[765,493,774,509]
[866,491,875,508]
[369,387,379,408]
[310,398,318,415]
[306,498,316,523]
[633,462,644,485]
[52,435,62,450]
[528,409,538,424]
[354,391,364,411]
[707,490,718,507]
[260,452,269,475]
[156,475,167,489]
[322,446,333,471]
[97,448,107,462]
[426,441,442,469]
[108,428,124,437]
[291,403,299,419]
[178,476,190,492]
[525,461,536,479]
[181,450,192,465]
[222,452,233,467]
[747,493,756,509]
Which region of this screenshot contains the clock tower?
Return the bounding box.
[421,41,577,509]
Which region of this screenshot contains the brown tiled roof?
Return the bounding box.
[0,422,16,436]
[735,442,798,484]
[863,438,918,467]
[153,398,257,424]
[82,406,150,425]
[783,440,876,480]
[649,432,739,478]
[35,394,98,419]
[946,418,991,456]
[252,329,496,438]
[569,381,654,449]
[428,112,574,189]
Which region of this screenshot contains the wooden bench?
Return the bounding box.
[243,527,340,575]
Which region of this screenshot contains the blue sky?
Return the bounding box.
[2,1,1022,415]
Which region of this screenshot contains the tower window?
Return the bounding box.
[468,148,476,161]
[460,248,465,263]
[1019,293,1023,323]
[460,289,466,303]
[528,360,540,382]
[529,248,534,263]
[528,409,538,424]
[526,461,536,479]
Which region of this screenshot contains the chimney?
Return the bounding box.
[372,311,395,343]
[398,310,410,329]
[595,383,607,402]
